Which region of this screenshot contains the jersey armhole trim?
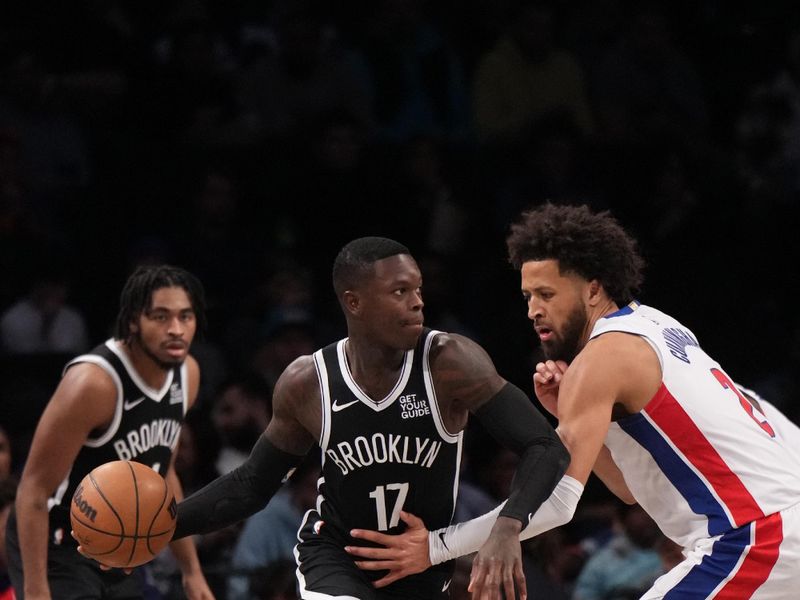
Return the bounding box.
[64,356,125,447]
[423,330,461,444]
[314,348,332,452]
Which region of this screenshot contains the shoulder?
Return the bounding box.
[272,354,320,410]
[61,360,118,398]
[276,354,318,388]
[185,354,200,377]
[47,361,119,429]
[578,331,657,377]
[429,331,487,361]
[428,332,505,409]
[267,354,320,452]
[570,332,661,409]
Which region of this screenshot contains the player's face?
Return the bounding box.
[520,259,590,362]
[131,286,197,369]
[359,254,424,350]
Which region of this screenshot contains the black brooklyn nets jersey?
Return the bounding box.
[312,328,462,545]
[47,339,188,544]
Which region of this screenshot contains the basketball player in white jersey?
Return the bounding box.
[346,204,800,600]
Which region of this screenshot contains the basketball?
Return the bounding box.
[70,460,177,568]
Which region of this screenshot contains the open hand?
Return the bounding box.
[346,511,431,588]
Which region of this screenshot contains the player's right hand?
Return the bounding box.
[533,360,568,418]
[346,511,431,588]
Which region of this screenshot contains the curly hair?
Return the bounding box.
[506,203,645,306]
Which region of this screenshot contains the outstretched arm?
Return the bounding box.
[173,434,304,539]
[174,357,317,539]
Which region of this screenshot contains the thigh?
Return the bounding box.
[44,543,108,600]
[6,520,104,600]
[296,544,450,600]
[295,516,451,600]
[644,508,800,600]
[6,511,143,600]
[295,528,377,600]
[750,503,800,599]
[101,568,147,600]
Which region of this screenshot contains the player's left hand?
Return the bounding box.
[347,511,431,588]
[182,569,216,599]
[71,530,133,574]
[467,518,526,600]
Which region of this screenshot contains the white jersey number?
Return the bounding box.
[369,482,409,531]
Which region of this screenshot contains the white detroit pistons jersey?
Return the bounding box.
[593,302,800,550]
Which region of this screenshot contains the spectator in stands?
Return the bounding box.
[0,270,88,356]
[472,0,593,146]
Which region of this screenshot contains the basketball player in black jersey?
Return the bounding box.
[7,265,215,600]
[170,237,569,599]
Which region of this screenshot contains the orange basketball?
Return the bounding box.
[70,460,177,568]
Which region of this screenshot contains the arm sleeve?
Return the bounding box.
[428,475,584,564]
[473,382,570,523]
[173,435,303,539]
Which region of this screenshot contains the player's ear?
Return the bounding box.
[343,290,361,316]
[587,279,602,305]
[129,320,139,333]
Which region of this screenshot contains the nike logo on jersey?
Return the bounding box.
[332,398,359,412]
[123,396,146,410]
[442,579,451,592]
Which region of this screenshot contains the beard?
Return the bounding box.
[541,303,587,363]
[134,332,184,371]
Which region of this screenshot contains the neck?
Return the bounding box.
[581,298,620,346]
[122,339,171,389]
[344,337,407,398]
[346,336,405,370]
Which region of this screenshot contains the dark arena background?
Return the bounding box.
[1,1,798,598]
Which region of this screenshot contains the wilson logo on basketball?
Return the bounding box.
[72,484,98,522]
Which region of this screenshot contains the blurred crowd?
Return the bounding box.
[2,0,800,598]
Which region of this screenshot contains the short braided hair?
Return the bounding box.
[114,264,207,342]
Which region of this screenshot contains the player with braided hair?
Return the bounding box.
[8,264,215,600]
